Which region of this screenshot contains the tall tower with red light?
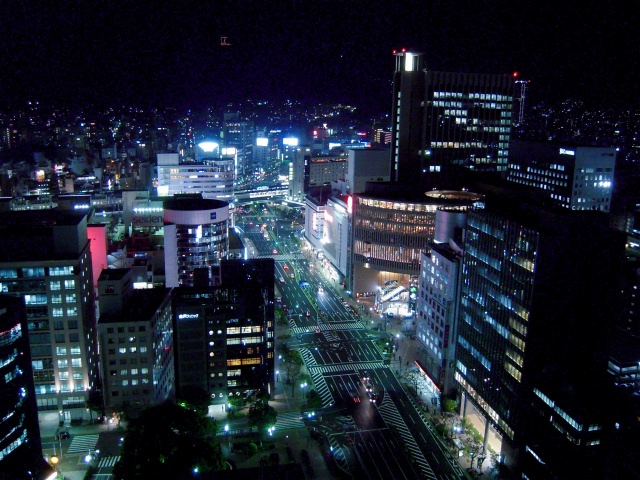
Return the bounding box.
[390,50,517,189]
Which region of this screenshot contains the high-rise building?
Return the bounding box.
[288,143,311,201]
[507,140,616,212]
[163,196,230,288]
[156,147,234,202]
[415,208,468,398]
[0,295,52,480]
[172,259,275,407]
[455,196,626,477]
[307,156,348,188]
[97,269,174,415]
[222,112,255,180]
[346,148,391,194]
[350,184,482,299]
[0,210,99,419]
[390,51,516,188]
[304,190,352,283]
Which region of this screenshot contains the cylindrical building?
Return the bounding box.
[163,196,229,287]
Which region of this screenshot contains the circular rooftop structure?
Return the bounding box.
[424,190,484,204]
[163,197,228,211]
[164,197,229,225]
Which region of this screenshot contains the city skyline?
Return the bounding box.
[1,1,639,113]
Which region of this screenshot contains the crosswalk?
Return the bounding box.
[97,456,120,469]
[310,370,334,407]
[321,330,340,343]
[299,347,317,367]
[327,434,350,475]
[275,411,306,431]
[257,253,305,261]
[290,321,365,335]
[376,394,437,480]
[309,362,384,375]
[66,434,100,455]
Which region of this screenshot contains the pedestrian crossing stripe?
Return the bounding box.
[97,456,121,468]
[275,412,305,430]
[66,433,100,454]
[291,321,365,334]
[376,397,438,480]
[308,362,384,375]
[310,370,334,407]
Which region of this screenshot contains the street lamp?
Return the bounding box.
[224,424,230,451]
[49,455,59,472]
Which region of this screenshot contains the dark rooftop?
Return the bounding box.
[164,195,228,211]
[97,268,131,282]
[98,288,171,324]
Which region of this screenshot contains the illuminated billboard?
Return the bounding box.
[283,137,299,146]
[198,141,219,153]
[221,147,237,156]
[256,138,268,147]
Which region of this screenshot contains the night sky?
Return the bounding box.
[1,0,638,113]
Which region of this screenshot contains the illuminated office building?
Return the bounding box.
[163,196,229,288]
[287,141,311,201]
[0,295,51,480]
[0,210,99,419]
[391,51,515,188]
[507,140,616,212]
[455,196,625,477]
[308,156,348,187]
[172,259,275,407]
[415,208,468,398]
[97,269,173,414]
[222,112,255,179]
[351,184,482,296]
[156,146,234,201]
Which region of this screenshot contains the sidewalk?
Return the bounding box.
[39,411,125,480]
[395,337,500,478]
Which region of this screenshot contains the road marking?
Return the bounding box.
[97,456,121,468]
[66,434,100,455]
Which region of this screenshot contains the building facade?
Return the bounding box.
[305,190,352,283]
[222,112,255,180]
[156,149,234,202]
[507,140,615,212]
[350,186,482,298]
[172,259,275,407]
[308,156,348,187]
[0,210,99,418]
[455,201,625,477]
[0,295,51,480]
[288,143,312,201]
[415,208,467,398]
[97,269,173,414]
[391,51,515,188]
[163,196,229,288]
